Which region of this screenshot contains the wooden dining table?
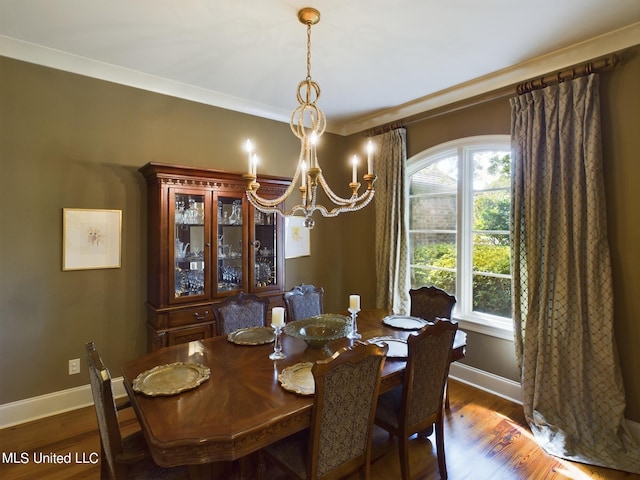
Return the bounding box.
[120,308,466,473]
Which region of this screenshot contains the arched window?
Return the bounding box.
[407,135,512,337]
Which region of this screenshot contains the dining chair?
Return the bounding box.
[212,292,270,335]
[409,285,458,410]
[85,342,188,480]
[374,319,458,480]
[283,284,324,322]
[260,342,388,480]
[409,285,456,322]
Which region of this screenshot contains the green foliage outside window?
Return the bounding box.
[413,243,456,293]
[413,242,512,317]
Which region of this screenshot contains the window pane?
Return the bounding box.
[410,231,456,295]
[410,232,456,267]
[472,273,512,317]
[410,193,457,230]
[473,190,510,233]
[410,156,457,193]
[472,234,510,274]
[471,149,512,318]
[411,266,457,296]
[409,154,457,298]
[472,151,511,190]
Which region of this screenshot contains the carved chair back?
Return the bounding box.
[409,286,456,322]
[307,342,387,479]
[283,284,324,322]
[213,292,270,335]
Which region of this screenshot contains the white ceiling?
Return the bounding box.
[1,0,639,135]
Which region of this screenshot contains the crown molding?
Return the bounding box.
[341,22,640,136]
[0,34,292,124]
[2,22,639,137]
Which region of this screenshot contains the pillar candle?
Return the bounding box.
[252,154,259,176]
[272,307,285,326]
[351,156,358,183]
[367,140,374,175]
[245,139,253,173]
[349,295,360,311]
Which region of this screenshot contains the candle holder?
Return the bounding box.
[269,324,286,360]
[347,308,361,340]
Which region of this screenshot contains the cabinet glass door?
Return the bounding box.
[172,191,208,301]
[216,194,246,295]
[252,208,279,290]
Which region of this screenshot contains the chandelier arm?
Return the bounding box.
[310,190,376,218]
[317,174,376,205]
[248,144,308,209]
[252,186,374,219]
[246,198,311,218]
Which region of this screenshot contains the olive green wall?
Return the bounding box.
[344,46,640,422]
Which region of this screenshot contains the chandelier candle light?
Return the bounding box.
[242,7,376,229]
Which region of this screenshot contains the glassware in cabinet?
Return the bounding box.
[252,210,280,289]
[215,195,246,295]
[171,191,208,300]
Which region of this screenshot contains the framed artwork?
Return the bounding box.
[284,216,310,258]
[63,208,122,270]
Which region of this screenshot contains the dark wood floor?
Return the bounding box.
[1,380,637,479]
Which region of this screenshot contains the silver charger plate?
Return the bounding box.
[132,362,210,396]
[366,336,408,358]
[228,327,275,345]
[382,315,430,330]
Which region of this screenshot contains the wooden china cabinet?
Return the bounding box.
[139,162,289,351]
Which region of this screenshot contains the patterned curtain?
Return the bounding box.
[373,128,409,313]
[510,74,640,473]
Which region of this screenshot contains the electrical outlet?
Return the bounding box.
[68,358,81,375]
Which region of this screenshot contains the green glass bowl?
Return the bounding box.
[283,314,350,347]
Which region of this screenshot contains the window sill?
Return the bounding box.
[453,315,514,341]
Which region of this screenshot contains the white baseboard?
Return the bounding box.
[0,378,126,429]
[449,362,523,405]
[2,369,639,443]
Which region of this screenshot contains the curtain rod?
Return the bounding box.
[361,52,623,135]
[516,54,620,95]
[362,121,405,138]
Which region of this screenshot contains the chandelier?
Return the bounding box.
[243,7,376,229]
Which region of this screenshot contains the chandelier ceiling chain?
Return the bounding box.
[243,7,376,229]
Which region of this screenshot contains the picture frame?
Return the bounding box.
[62,208,122,271]
[284,216,310,258]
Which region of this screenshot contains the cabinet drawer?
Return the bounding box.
[168,306,214,328]
[167,325,213,346]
